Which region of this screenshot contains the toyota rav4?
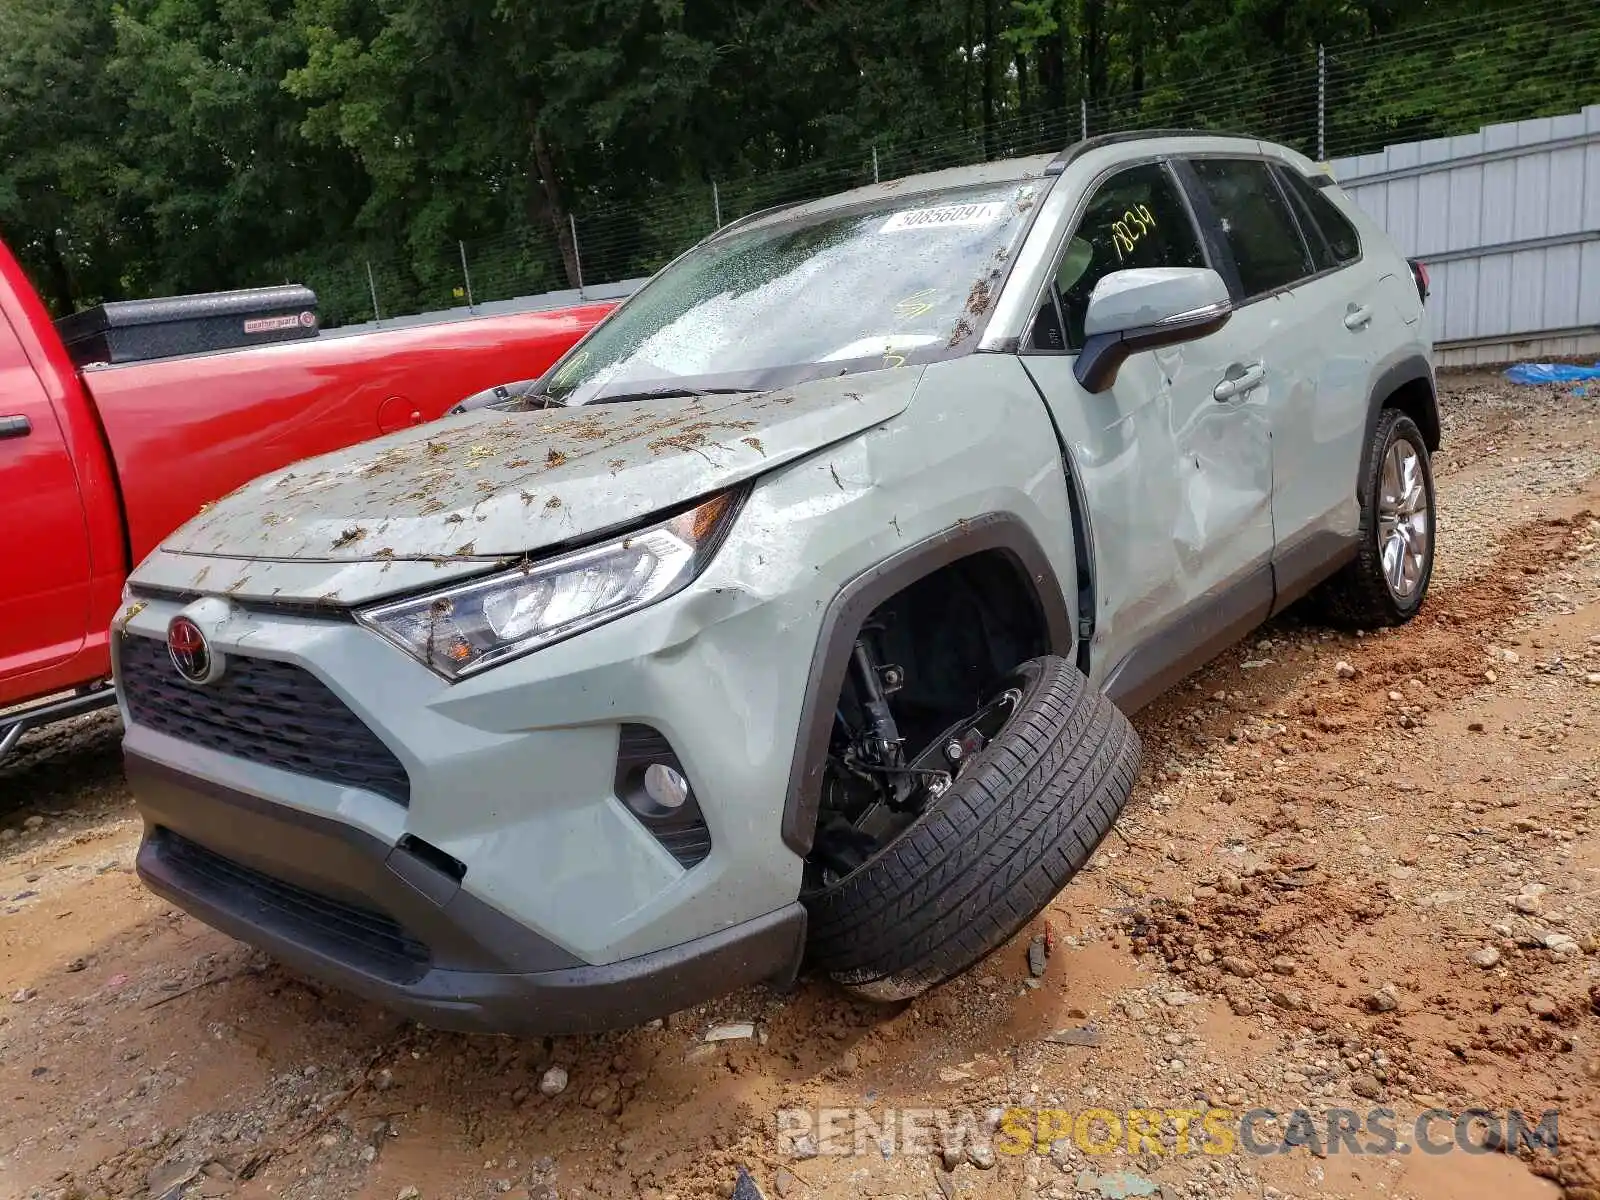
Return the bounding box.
[113,131,1438,1033]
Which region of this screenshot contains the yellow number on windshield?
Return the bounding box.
[894,289,938,320]
[552,349,591,387]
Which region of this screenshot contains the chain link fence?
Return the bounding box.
[309,0,1600,328]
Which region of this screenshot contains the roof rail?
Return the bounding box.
[1043,128,1261,176]
[701,198,809,242]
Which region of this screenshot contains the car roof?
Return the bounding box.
[714,130,1295,241]
[719,153,1056,238]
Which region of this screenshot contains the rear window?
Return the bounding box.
[1189,158,1313,298]
[1277,168,1362,266]
[545,181,1040,404]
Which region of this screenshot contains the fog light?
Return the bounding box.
[643,763,689,810]
[615,725,711,868]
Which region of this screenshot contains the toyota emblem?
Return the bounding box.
[167,616,221,684]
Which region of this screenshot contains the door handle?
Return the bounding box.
[1344,304,1374,330]
[1213,363,1266,402]
[0,415,32,439]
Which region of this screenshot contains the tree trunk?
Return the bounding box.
[982,0,996,158]
[1082,0,1106,102]
[1015,50,1030,113]
[1040,0,1067,112]
[963,0,974,131]
[41,233,77,316]
[1040,32,1064,112]
[527,117,580,288]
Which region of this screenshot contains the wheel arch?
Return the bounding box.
[1361,356,1441,507]
[779,514,1075,856]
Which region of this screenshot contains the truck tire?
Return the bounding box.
[1315,408,1436,628]
[802,655,1141,1001]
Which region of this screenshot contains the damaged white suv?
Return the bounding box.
[114,131,1436,1032]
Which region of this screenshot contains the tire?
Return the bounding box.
[802,655,1141,1001]
[1315,409,1436,628]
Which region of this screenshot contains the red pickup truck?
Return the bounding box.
[0,236,612,757]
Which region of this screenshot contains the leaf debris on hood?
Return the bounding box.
[160,375,920,570]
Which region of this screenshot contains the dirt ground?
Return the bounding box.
[2,371,1598,1200]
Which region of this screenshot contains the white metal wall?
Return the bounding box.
[1330,105,1600,366]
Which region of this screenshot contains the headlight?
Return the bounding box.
[357,491,741,680]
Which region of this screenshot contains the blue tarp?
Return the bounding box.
[1503,362,1600,385]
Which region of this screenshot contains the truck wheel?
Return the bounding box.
[1315,409,1436,628]
[802,655,1141,1001]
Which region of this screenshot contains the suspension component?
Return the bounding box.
[851,638,902,761]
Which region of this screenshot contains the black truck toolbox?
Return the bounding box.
[55,284,319,367]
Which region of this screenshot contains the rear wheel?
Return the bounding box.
[1315,409,1435,628]
[802,654,1140,1001]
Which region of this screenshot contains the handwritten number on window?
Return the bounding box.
[1110,203,1158,261]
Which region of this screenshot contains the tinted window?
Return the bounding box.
[1190,158,1313,297]
[1281,179,1339,272]
[1277,167,1361,264]
[1032,162,1207,351]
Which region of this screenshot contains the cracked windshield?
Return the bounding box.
[545,180,1040,405]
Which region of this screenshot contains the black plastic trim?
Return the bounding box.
[1362,356,1441,475]
[127,752,806,1035]
[1169,158,1245,299]
[614,724,713,869]
[780,514,1075,855]
[1271,527,1359,616]
[1074,305,1233,393]
[1102,563,1273,714]
[126,582,360,621]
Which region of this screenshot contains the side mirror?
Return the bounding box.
[1074,267,1232,393]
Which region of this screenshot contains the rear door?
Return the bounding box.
[1267,164,1399,587]
[0,307,92,684]
[1178,156,1339,605]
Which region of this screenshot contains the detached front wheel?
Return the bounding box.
[801,655,1141,1001]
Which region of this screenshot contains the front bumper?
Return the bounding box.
[130,752,806,1035]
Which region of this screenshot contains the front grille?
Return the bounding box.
[120,635,410,806]
[154,828,429,982]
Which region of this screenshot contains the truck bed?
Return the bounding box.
[85,301,614,567]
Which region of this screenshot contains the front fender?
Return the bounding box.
[748,355,1081,856]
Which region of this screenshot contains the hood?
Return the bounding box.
[139,370,921,604]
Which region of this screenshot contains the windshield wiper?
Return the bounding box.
[578,386,758,406]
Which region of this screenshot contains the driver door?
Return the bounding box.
[1018,159,1275,709]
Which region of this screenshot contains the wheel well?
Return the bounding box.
[780,516,1075,857]
[1384,376,1440,452]
[848,550,1051,760]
